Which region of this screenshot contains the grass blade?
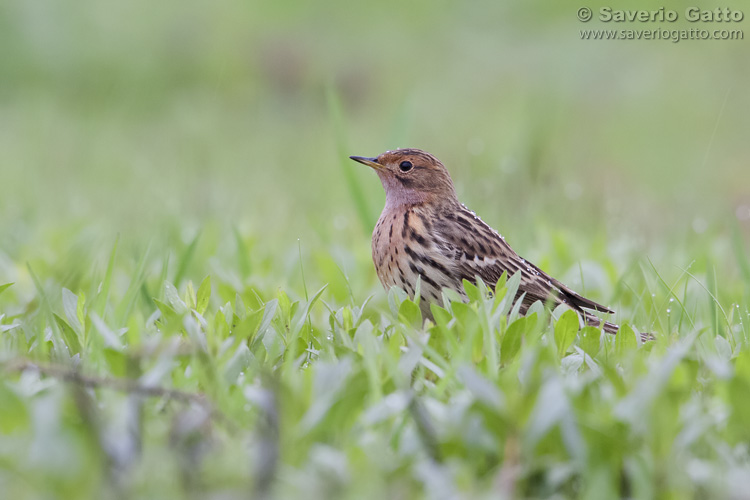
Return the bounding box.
[326,84,374,232]
[93,236,118,319]
[174,231,201,286]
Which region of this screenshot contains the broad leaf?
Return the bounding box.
[196,275,211,315]
[501,317,526,364]
[554,310,579,357]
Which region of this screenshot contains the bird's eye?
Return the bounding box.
[399,161,413,172]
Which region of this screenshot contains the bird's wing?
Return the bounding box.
[432,205,614,315]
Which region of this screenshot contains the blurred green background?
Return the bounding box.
[1,0,748,305]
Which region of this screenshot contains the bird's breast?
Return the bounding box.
[372,208,401,289]
[371,206,457,317]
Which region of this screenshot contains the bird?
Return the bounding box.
[350,148,650,340]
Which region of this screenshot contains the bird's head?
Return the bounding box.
[350,148,458,208]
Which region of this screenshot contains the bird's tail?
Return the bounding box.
[581,311,654,342]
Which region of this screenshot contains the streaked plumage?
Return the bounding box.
[351,148,648,339]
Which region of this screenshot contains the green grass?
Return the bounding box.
[1,229,749,498]
[1,0,750,498]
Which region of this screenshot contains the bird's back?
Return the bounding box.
[373,201,615,322]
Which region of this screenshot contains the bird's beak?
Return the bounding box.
[349,155,383,170]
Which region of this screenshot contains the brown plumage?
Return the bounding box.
[351,148,649,340]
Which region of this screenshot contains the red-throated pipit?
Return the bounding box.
[351,148,649,339]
